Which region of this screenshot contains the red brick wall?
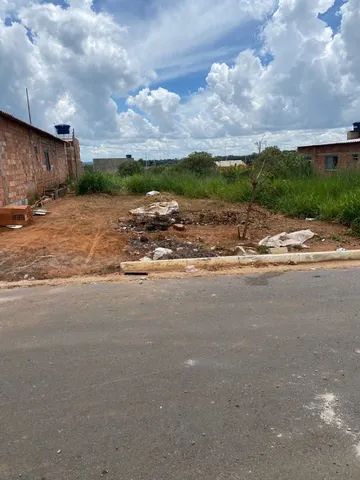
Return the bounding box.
[0,116,82,206]
[298,143,360,173]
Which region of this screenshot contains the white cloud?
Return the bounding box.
[127,87,180,132]
[1,0,360,161]
[0,0,149,139]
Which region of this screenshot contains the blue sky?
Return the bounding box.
[94,0,347,112]
[1,0,359,161]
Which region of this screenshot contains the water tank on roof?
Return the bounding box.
[353,122,360,132]
[55,124,71,135]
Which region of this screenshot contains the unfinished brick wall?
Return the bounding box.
[298,143,360,173]
[0,115,82,206]
[65,138,84,179]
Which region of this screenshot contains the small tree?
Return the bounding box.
[239,154,267,240]
[179,152,216,176]
[118,160,144,177]
[238,145,313,239]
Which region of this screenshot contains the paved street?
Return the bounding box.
[1,269,360,479]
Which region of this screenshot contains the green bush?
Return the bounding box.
[254,146,313,179]
[178,152,217,176]
[118,160,144,177]
[76,171,123,195]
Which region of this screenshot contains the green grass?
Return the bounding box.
[76,171,125,195]
[76,169,360,233]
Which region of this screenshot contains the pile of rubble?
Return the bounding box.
[128,236,223,261]
[119,200,187,233]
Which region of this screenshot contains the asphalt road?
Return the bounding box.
[1,269,360,479]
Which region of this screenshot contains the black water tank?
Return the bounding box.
[126,154,132,159]
[55,124,71,135]
[353,122,360,131]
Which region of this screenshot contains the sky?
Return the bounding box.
[1,0,359,161]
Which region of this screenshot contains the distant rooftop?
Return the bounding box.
[298,138,360,149]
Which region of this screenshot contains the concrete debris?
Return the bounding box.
[259,229,315,248]
[130,201,179,218]
[146,190,160,196]
[336,247,347,252]
[153,247,173,260]
[173,223,186,231]
[130,201,179,231]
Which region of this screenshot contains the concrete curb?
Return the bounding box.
[120,250,360,274]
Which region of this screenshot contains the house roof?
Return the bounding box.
[298,138,360,149]
[0,110,65,143]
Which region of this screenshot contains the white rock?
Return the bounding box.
[153,248,173,260]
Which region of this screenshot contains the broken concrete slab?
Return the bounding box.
[259,230,315,248]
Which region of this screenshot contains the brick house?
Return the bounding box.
[298,123,360,173]
[0,111,83,206]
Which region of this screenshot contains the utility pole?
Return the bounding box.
[26,88,32,125]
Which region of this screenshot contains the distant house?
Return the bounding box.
[93,155,134,173]
[298,123,360,172]
[216,160,247,168]
[0,111,83,206]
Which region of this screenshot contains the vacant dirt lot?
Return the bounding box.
[0,193,359,281]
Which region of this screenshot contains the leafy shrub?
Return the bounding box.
[76,171,122,195]
[254,146,313,179]
[118,160,144,177]
[178,152,216,176]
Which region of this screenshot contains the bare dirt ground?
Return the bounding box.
[0,193,359,282]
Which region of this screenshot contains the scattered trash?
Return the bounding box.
[336,247,347,252]
[6,225,23,229]
[259,230,315,248]
[101,469,109,476]
[32,208,48,216]
[173,223,186,231]
[306,217,316,221]
[146,190,160,196]
[153,247,173,260]
[185,265,198,273]
[57,449,62,454]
